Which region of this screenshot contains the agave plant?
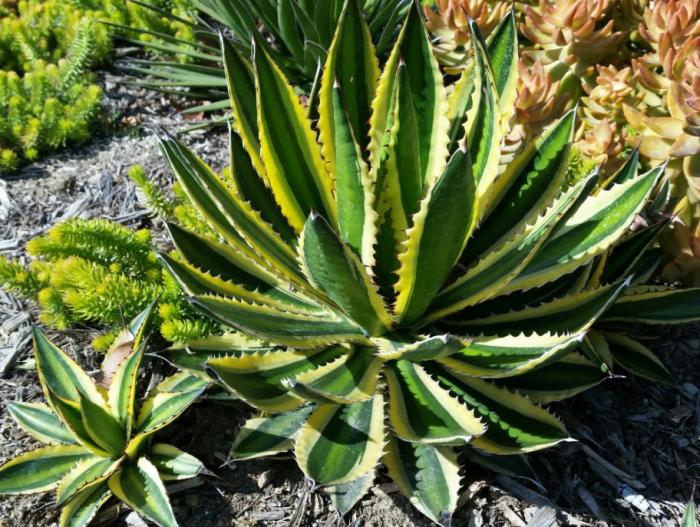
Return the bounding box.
[121,0,411,115]
[155,2,700,523]
[0,305,209,527]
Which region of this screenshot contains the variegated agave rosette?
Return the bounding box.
[0,306,210,527]
[155,2,700,524]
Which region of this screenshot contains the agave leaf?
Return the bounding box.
[385,360,485,444]
[59,483,112,527]
[504,165,663,293]
[221,36,264,176]
[107,305,155,436]
[438,332,585,378]
[134,372,209,436]
[207,346,344,413]
[254,34,336,231]
[430,364,569,454]
[581,330,614,371]
[487,11,518,125]
[228,126,296,244]
[150,443,204,481]
[32,327,103,406]
[283,346,383,404]
[318,0,378,156]
[295,396,384,485]
[494,353,608,403]
[7,401,75,445]
[390,3,449,192]
[381,2,450,234]
[428,171,588,320]
[598,221,668,284]
[451,279,630,335]
[682,500,696,527]
[48,396,112,457]
[602,148,640,188]
[166,223,316,309]
[384,437,461,526]
[0,445,92,494]
[394,148,477,324]
[466,20,502,212]
[79,394,126,456]
[470,110,577,258]
[299,213,391,336]
[108,457,177,527]
[326,469,375,516]
[446,63,476,147]
[230,405,315,459]
[56,456,122,505]
[159,135,303,286]
[374,335,470,362]
[192,294,368,348]
[325,80,378,264]
[159,253,320,313]
[604,333,673,385]
[167,334,275,374]
[602,286,700,324]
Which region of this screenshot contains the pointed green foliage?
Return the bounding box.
[326,470,376,516]
[384,438,460,526]
[295,395,384,485]
[150,443,204,481]
[300,213,390,336]
[153,3,696,523]
[0,445,92,494]
[230,405,315,459]
[385,360,485,444]
[109,458,178,527]
[7,402,75,445]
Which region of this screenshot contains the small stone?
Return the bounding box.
[681,382,699,398]
[124,511,149,527]
[257,470,273,489]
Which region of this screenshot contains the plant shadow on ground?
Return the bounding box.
[149,323,698,527]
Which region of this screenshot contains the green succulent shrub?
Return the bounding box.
[122,0,412,116]
[152,2,700,523]
[0,217,217,348]
[0,306,209,527]
[0,0,195,172]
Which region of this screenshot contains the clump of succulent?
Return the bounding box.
[622,0,700,283]
[155,3,700,522]
[423,0,511,71]
[0,306,209,527]
[0,217,217,348]
[0,0,195,172]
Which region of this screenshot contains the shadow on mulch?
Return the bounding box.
[150,324,698,527]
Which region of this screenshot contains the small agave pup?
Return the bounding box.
[156,2,700,524]
[0,305,209,527]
